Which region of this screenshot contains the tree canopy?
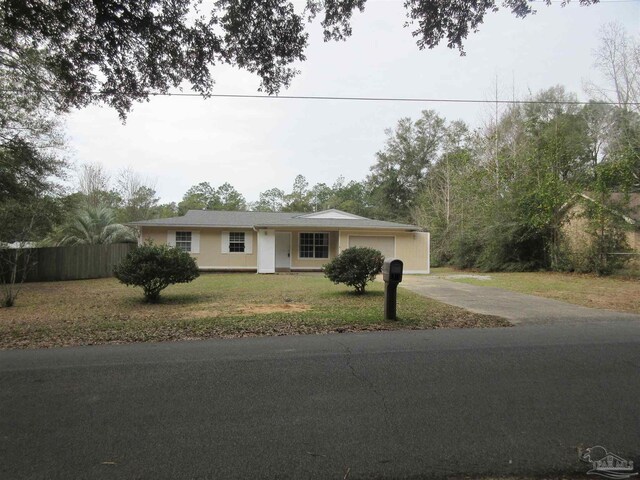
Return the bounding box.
[0,48,67,244]
[178,181,247,214]
[1,0,598,118]
[368,110,446,221]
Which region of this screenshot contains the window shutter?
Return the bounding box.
[221,231,229,253]
[167,230,176,247]
[244,231,253,254]
[191,231,200,254]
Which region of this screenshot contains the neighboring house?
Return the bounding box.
[129,209,430,274]
[1,242,38,249]
[561,192,640,255]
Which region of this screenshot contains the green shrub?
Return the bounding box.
[323,246,384,294]
[114,242,199,302]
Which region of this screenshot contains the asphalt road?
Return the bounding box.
[2,324,640,480]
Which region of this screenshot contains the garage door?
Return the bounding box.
[348,236,395,259]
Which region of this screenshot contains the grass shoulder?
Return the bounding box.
[432,267,640,314]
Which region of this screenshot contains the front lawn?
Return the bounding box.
[0,273,508,349]
[434,268,640,314]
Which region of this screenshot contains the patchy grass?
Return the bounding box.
[428,266,463,275]
[442,270,640,314]
[0,273,508,349]
[613,264,640,280]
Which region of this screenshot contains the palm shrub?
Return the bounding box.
[57,205,136,245]
[114,242,199,302]
[323,246,384,294]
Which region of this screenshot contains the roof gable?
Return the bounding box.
[561,193,640,225]
[297,209,365,220]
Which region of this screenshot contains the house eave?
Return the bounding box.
[132,223,421,231]
[252,224,421,231]
[131,223,255,229]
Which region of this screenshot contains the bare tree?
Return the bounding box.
[115,167,159,222]
[586,22,640,113]
[116,167,144,203]
[76,162,111,207]
[585,22,640,191]
[581,102,615,169]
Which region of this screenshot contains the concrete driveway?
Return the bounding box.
[400,275,640,325]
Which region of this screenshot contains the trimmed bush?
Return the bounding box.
[114,242,199,302]
[323,246,384,294]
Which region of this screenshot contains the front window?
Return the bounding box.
[229,232,245,253]
[299,233,329,259]
[175,231,192,252]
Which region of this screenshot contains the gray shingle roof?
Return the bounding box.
[128,210,420,231]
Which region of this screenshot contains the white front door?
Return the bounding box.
[257,229,276,273]
[275,232,291,270]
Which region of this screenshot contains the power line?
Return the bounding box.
[179,93,638,106]
[2,88,638,106]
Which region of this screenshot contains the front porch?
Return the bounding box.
[257,229,339,274]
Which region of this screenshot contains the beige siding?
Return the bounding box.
[140,227,168,246]
[562,205,591,254]
[562,204,640,254]
[140,227,258,270]
[627,230,640,251]
[628,231,640,269]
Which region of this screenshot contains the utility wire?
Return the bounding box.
[1,88,638,106]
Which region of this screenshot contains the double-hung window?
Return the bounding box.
[229,232,245,253]
[299,233,329,259]
[175,231,192,252]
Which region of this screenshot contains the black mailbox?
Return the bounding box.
[382,259,403,283]
[382,258,403,320]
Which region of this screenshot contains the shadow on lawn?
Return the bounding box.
[325,290,384,298]
[123,293,211,306]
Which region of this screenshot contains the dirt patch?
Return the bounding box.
[235,303,310,315]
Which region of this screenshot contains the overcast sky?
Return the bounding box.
[65,0,640,206]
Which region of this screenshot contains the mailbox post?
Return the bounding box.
[382,258,403,320]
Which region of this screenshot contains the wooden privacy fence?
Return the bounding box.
[1,243,137,282]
